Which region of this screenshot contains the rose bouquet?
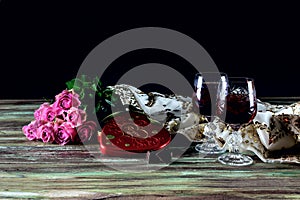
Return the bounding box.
[22,89,98,145]
[22,75,116,145]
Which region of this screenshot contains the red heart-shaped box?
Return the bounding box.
[98,111,171,157]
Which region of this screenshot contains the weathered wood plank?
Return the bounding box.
[1,100,300,199]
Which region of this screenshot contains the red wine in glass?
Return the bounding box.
[225,93,257,126]
[218,77,257,166]
[194,72,228,117]
[193,72,228,154]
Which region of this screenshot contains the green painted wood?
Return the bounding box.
[1,100,300,199]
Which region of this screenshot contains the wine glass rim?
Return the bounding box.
[195,72,228,78]
[195,71,227,75]
[228,77,255,81]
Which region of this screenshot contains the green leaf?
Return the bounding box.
[96,92,102,97]
[65,75,116,116]
[91,83,97,91]
[83,82,90,88]
[80,90,85,99]
[96,81,102,90]
[95,102,101,113]
[73,86,81,92]
[80,104,87,111]
[66,79,75,90]
[80,74,87,82]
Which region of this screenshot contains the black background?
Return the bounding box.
[0,1,299,99]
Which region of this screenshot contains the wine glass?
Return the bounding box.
[217,77,257,166]
[193,72,228,154]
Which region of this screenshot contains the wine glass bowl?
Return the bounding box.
[225,86,257,126]
[193,72,228,154]
[217,77,257,166]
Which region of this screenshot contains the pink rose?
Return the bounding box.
[40,104,57,122]
[77,121,97,143]
[34,102,51,120]
[53,89,81,110]
[34,102,65,123]
[65,107,87,128]
[36,122,55,143]
[22,120,40,141]
[55,122,77,145]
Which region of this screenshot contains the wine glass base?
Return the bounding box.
[217,152,253,166]
[195,143,226,155]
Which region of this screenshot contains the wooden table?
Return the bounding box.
[1,99,300,200]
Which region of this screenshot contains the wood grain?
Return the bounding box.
[1,100,300,199]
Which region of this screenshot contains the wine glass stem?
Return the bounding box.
[205,122,216,143]
[207,136,215,143]
[228,131,242,153]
